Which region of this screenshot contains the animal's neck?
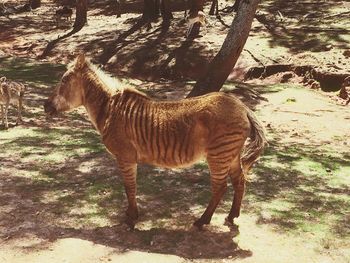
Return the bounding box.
[81,67,114,133]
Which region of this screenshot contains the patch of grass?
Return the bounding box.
[2,127,104,165]
[0,57,65,85]
[249,135,350,240]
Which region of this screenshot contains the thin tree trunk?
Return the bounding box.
[160,0,173,20]
[143,0,159,21]
[209,0,218,16]
[73,0,87,32]
[187,0,260,97]
[29,0,41,9]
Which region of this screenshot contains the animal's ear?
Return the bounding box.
[0,76,6,82]
[75,53,86,69]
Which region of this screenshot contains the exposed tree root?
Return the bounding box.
[244,64,350,93]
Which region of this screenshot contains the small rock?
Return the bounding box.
[310,81,320,89]
[281,72,294,83]
[343,50,350,58]
[326,168,331,173]
[324,44,332,51]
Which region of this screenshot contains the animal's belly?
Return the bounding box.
[0,97,18,105]
[138,148,206,169]
[0,97,8,104]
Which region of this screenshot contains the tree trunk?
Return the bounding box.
[187,0,260,97]
[142,0,159,21]
[116,0,122,17]
[29,0,41,9]
[160,0,173,20]
[233,0,241,11]
[73,0,87,32]
[209,0,218,16]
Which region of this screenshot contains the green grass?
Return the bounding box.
[0,57,348,254]
[0,57,66,85]
[247,135,350,239]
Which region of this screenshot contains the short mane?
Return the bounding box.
[85,60,120,96]
[71,58,149,99]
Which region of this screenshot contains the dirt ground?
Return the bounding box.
[0,0,350,262]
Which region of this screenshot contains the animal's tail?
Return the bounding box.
[241,108,267,175]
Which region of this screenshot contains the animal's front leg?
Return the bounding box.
[117,161,138,229]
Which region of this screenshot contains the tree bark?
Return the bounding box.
[209,0,218,16]
[29,0,41,9]
[73,0,87,32]
[233,0,241,11]
[143,0,159,21]
[187,0,260,97]
[160,0,173,20]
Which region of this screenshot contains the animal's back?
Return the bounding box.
[112,90,251,168]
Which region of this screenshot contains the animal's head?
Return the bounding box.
[44,53,87,116]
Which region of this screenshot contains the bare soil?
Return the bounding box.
[0,0,349,262]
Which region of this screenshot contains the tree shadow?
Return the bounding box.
[256,0,350,52]
[88,0,143,16]
[0,125,252,259]
[39,26,85,58]
[246,134,350,237]
[1,58,349,259]
[222,81,270,109]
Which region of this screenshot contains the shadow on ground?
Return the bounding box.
[256,0,350,52]
[1,58,349,260]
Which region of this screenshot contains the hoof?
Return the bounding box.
[224,217,239,232]
[224,216,234,226]
[193,221,204,230]
[193,218,210,229]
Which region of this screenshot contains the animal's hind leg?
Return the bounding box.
[16,97,23,124]
[193,157,230,228]
[225,159,245,226]
[117,161,138,229]
[3,103,9,129]
[1,105,3,126]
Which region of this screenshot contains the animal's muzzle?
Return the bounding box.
[44,100,57,116]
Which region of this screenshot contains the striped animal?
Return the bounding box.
[44,54,267,229]
[0,76,25,129]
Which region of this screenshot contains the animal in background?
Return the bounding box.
[55,6,73,27]
[0,77,26,129]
